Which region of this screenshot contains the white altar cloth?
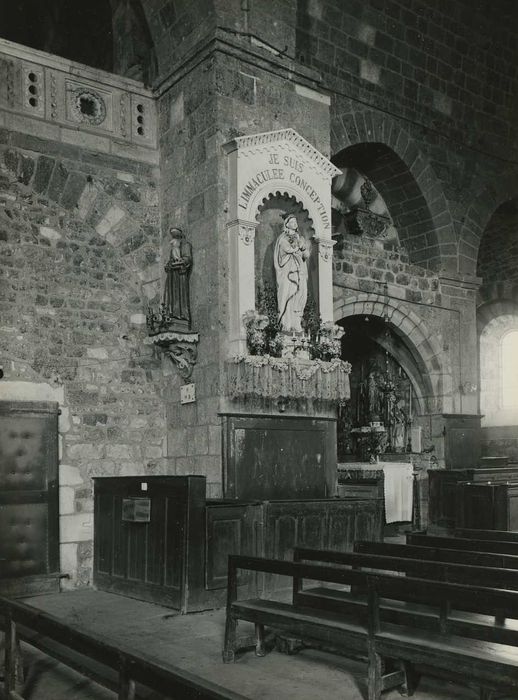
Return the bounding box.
[360,461,414,523]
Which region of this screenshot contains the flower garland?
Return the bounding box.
[226,354,352,401]
[229,353,351,379]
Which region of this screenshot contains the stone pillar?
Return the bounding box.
[313,236,336,324]
[227,219,257,355]
[439,272,482,415]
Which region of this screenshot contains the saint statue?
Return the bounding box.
[273,213,309,333]
[163,227,192,330]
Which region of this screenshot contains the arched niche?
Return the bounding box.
[333,142,441,269]
[255,194,317,311]
[223,128,341,354]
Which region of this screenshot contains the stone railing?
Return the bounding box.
[0,38,157,162]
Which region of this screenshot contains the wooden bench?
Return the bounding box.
[408,532,518,555]
[455,528,518,542]
[0,595,246,700]
[223,556,372,665]
[293,547,518,640]
[223,555,518,700]
[354,539,518,569]
[367,575,518,700]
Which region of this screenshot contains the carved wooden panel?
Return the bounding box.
[205,502,261,590]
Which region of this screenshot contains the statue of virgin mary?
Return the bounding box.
[273,214,309,333]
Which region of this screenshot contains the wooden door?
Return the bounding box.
[0,400,59,596]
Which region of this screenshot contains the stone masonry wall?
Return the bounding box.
[296,0,518,158]
[157,44,333,496]
[0,131,167,587]
[293,0,518,277]
[157,60,223,497]
[335,234,441,306]
[477,201,518,299]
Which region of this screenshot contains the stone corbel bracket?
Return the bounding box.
[146,331,199,379]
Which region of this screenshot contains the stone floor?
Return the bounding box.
[0,588,506,699]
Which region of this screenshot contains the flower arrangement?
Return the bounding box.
[242,309,269,355]
[312,321,345,361]
[244,284,346,362]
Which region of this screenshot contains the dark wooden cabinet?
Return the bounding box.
[442,414,481,469]
[94,476,206,613]
[428,469,469,528]
[429,466,518,530]
[456,482,518,530]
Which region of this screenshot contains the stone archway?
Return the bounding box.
[458,170,518,275]
[334,293,447,413]
[331,110,456,272]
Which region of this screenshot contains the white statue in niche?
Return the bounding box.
[274,213,310,333]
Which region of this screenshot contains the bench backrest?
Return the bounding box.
[227,555,518,647]
[0,595,246,700]
[455,528,518,543]
[227,555,365,595]
[354,540,518,569]
[407,533,518,555]
[366,574,518,644]
[293,546,518,592]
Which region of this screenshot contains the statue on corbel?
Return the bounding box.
[146,227,199,379]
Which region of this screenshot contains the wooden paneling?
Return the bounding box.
[205,502,261,590]
[93,476,206,612]
[429,466,518,529]
[94,476,383,612]
[0,400,59,597]
[223,414,336,500]
[442,414,481,469]
[456,483,518,531]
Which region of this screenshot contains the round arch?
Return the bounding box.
[458,170,518,275]
[334,293,447,413]
[332,110,455,272]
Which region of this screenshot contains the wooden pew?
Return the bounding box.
[0,595,246,700]
[455,527,518,543]
[293,547,518,637]
[223,555,518,700]
[294,546,518,592]
[354,540,518,569]
[367,575,518,700]
[407,532,518,555]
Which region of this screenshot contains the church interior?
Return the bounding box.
[1,0,518,698]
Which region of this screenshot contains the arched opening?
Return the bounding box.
[502,330,518,408]
[332,143,441,270]
[336,314,426,461]
[479,313,518,426]
[0,0,114,71]
[477,198,518,459]
[477,198,518,303]
[255,193,317,322]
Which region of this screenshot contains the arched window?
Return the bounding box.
[501,330,518,407]
[479,313,518,426]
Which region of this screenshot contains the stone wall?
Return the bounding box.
[296,0,518,157]
[0,133,166,587]
[156,41,334,495]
